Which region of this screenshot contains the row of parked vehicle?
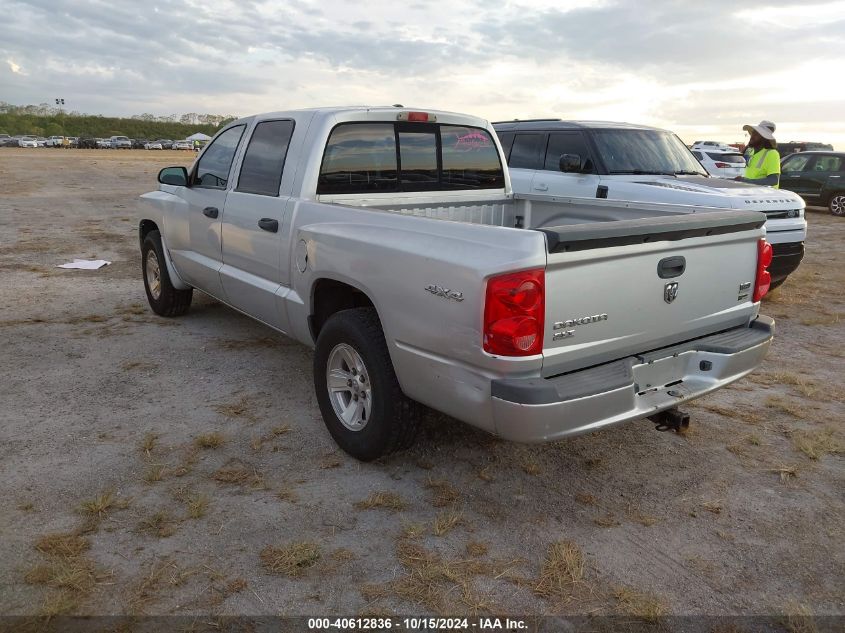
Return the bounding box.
[0,133,197,149]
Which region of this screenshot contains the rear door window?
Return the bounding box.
[781,154,812,172]
[318,124,398,194]
[440,125,505,189]
[544,132,594,172]
[509,133,546,170]
[195,125,245,188]
[810,154,843,172]
[236,119,295,196]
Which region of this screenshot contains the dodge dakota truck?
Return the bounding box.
[139,106,774,461]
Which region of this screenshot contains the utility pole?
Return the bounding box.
[55,98,66,136]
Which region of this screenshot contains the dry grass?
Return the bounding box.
[749,372,822,398]
[35,533,90,559]
[400,523,425,540]
[792,428,843,460]
[783,602,817,633]
[354,491,408,512]
[212,394,260,422]
[121,360,157,371]
[768,465,799,483]
[143,464,168,484]
[593,514,620,528]
[140,432,157,458]
[213,461,266,489]
[17,501,35,512]
[216,336,282,350]
[574,492,597,505]
[693,402,763,425]
[320,454,343,469]
[195,432,225,449]
[186,495,209,519]
[129,558,194,614]
[477,465,494,482]
[79,490,128,526]
[25,531,103,609]
[139,511,178,538]
[38,590,80,618]
[425,477,460,507]
[533,541,585,602]
[702,500,723,515]
[277,485,299,503]
[626,507,659,527]
[765,395,809,419]
[433,510,464,536]
[271,424,292,436]
[614,586,669,621]
[520,457,542,476]
[465,541,489,557]
[260,542,321,577]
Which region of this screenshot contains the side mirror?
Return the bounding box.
[158,166,188,186]
[559,154,582,173]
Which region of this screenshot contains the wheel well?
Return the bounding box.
[311,279,375,341]
[139,220,159,247]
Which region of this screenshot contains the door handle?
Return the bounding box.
[534,183,548,191]
[258,218,279,233]
[202,206,219,218]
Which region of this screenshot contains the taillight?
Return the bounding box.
[753,239,773,302]
[396,111,437,123]
[714,162,730,168]
[483,269,544,356]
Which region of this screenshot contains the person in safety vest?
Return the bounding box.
[736,120,780,188]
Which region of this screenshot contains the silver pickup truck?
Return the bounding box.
[139,106,775,461]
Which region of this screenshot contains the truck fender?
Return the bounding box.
[159,233,191,290]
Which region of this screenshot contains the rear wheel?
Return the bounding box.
[829,193,845,217]
[142,230,193,317]
[314,308,419,461]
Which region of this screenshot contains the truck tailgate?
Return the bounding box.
[539,210,766,377]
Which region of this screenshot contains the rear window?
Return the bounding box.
[706,152,745,164]
[317,122,504,195]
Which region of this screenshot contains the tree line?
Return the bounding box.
[0,102,237,139]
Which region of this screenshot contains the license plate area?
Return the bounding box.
[633,354,686,395]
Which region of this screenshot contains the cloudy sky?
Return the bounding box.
[2,0,845,145]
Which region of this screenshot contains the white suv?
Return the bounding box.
[494,120,806,289]
[691,149,746,179]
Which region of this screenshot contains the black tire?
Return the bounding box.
[314,308,420,461]
[141,230,193,317]
[828,192,845,217]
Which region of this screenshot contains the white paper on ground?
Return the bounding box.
[57,259,112,270]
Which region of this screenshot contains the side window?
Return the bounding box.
[782,154,812,173]
[195,125,245,188]
[811,155,843,172]
[236,120,295,196]
[440,125,505,189]
[691,151,703,160]
[509,133,546,170]
[544,132,594,172]
[318,124,397,194]
[496,132,515,160]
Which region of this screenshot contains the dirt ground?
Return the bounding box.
[0,148,842,624]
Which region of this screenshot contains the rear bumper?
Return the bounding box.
[490,316,774,443]
[768,241,805,283]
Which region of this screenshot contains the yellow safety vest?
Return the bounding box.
[745,148,781,188]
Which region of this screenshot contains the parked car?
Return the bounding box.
[45,135,66,147]
[109,135,132,149]
[778,141,834,157]
[692,140,735,152]
[0,135,22,147]
[77,137,98,149]
[18,136,38,148]
[493,120,806,290]
[132,138,148,149]
[691,149,747,179]
[144,141,163,150]
[139,106,775,460]
[35,137,47,147]
[95,138,111,148]
[780,151,845,216]
[156,139,173,149]
[171,140,192,150]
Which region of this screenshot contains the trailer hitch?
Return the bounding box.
[649,407,690,433]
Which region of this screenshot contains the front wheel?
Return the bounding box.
[829,193,845,217]
[142,230,193,317]
[314,308,419,461]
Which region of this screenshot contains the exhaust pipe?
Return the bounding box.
[649,407,690,433]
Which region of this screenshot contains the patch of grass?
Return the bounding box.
[593,514,620,528]
[614,586,668,621]
[18,501,35,512]
[139,511,178,538]
[520,457,542,476]
[768,465,799,483]
[277,486,299,503]
[186,495,209,519]
[533,540,584,600]
[694,402,763,425]
[745,433,762,446]
[212,394,259,423]
[35,534,89,559]
[792,428,842,460]
[400,523,425,540]
[129,558,194,614]
[354,491,408,512]
[260,542,321,577]
[140,432,157,458]
[574,492,597,505]
[477,465,494,482]
[331,548,357,562]
[38,590,80,618]
[425,477,460,507]
[465,541,489,557]
[702,501,723,514]
[320,454,342,469]
[213,461,266,489]
[765,395,809,419]
[626,508,659,527]
[433,510,464,536]
[783,602,817,633]
[226,577,248,594]
[143,464,168,484]
[79,490,128,525]
[195,432,225,449]
[272,424,292,436]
